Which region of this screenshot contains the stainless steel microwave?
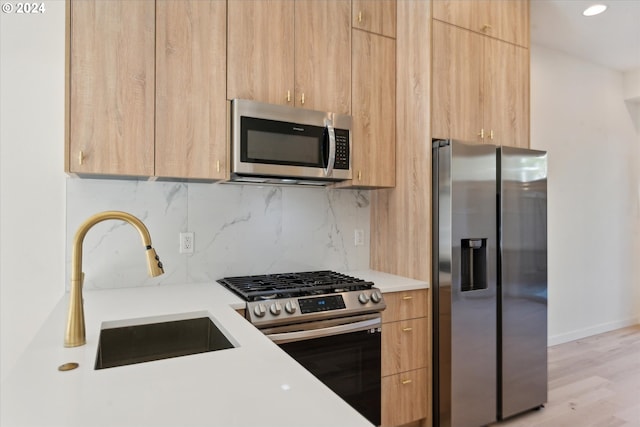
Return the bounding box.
[230,99,352,185]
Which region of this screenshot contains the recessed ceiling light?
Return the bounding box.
[583,4,607,16]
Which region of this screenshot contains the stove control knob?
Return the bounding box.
[358,292,370,304]
[253,304,267,318]
[285,301,297,314]
[270,302,282,316]
[371,291,382,304]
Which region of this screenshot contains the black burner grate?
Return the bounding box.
[217,270,373,301]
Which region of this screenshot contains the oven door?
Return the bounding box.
[263,314,381,426]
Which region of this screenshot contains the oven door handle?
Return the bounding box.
[266,317,381,344]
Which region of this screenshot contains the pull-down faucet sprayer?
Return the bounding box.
[64,211,164,347]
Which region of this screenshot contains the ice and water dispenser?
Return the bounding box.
[461,238,488,292]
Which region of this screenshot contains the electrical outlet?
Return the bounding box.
[180,232,194,254]
[354,229,365,246]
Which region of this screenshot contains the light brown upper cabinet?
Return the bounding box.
[226,1,294,108]
[67,0,228,179]
[432,0,529,47]
[68,0,155,176]
[352,0,396,38]
[155,1,227,179]
[485,36,529,149]
[227,0,351,115]
[431,21,529,148]
[342,29,396,188]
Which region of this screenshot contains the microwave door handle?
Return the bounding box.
[324,119,336,177]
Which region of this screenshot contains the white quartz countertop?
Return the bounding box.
[1,270,427,427]
[348,270,429,293]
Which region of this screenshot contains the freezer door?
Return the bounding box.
[434,140,498,427]
[499,146,548,419]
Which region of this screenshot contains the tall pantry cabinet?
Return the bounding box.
[372,1,432,426]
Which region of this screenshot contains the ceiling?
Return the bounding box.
[530,0,640,72]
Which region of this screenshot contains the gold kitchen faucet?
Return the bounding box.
[65,211,164,347]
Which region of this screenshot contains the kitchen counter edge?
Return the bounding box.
[348,269,429,293]
[1,283,373,427]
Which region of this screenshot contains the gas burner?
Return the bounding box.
[217,270,374,302]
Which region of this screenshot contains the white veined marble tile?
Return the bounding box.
[65,178,188,290]
[66,179,370,290]
[186,183,285,281]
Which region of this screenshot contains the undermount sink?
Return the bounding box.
[95,312,235,370]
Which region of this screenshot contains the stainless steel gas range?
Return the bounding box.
[218,270,386,426]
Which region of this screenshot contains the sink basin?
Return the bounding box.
[95,312,235,370]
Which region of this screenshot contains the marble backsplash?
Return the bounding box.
[65,178,370,290]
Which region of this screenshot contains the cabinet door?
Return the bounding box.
[155,0,227,179]
[69,0,155,176]
[484,0,529,47]
[381,368,428,427]
[352,0,396,38]
[227,0,294,106]
[381,289,428,323]
[382,318,428,376]
[485,39,529,148]
[432,0,480,33]
[295,0,351,114]
[433,0,529,47]
[350,30,395,187]
[431,21,484,143]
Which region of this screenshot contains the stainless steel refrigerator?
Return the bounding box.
[432,139,548,427]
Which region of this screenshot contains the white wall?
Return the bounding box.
[623,70,640,134]
[0,1,67,381]
[531,44,640,345]
[623,69,640,101]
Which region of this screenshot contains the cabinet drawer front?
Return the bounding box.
[382,289,428,323]
[382,317,428,376]
[381,368,428,427]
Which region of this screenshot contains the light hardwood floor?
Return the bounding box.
[493,325,640,427]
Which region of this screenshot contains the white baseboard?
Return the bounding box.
[548,316,640,347]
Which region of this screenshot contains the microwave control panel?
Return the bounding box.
[334,129,350,170]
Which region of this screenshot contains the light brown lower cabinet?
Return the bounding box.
[382,368,428,427]
[381,290,430,427]
[382,318,428,376]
